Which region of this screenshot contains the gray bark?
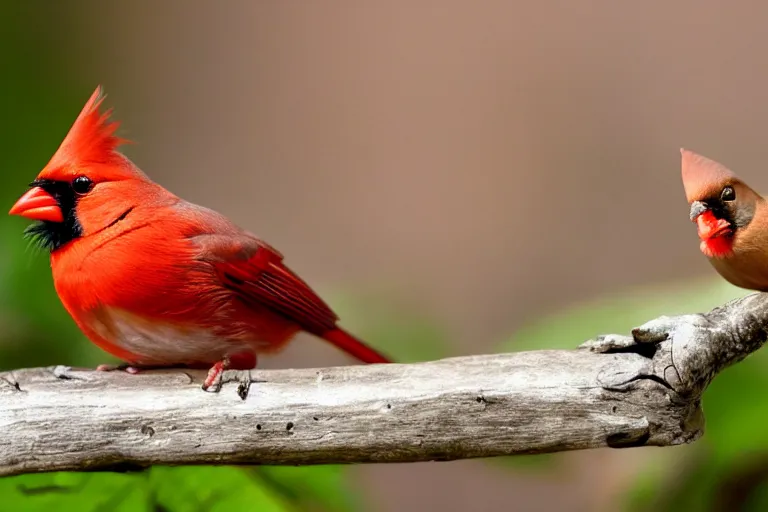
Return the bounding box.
[2,292,767,477]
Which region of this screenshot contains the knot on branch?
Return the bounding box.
[581,292,768,401]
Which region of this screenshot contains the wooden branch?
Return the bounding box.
[3,292,768,477]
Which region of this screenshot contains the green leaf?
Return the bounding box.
[1,464,368,512]
[150,466,289,512]
[251,465,360,512]
[0,472,150,512]
[0,467,296,512]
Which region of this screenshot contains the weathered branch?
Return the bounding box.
[2,292,768,476]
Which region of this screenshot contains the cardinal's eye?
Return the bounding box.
[71,176,94,195]
[721,186,736,202]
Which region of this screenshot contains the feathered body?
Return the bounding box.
[10,87,390,390]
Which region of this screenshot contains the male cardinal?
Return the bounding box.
[9,86,391,392]
[681,148,768,291]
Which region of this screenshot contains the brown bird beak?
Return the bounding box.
[9,187,64,223]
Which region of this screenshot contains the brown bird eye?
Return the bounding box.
[721,186,735,202]
[71,176,93,195]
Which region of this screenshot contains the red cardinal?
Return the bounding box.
[9,86,391,391]
[681,148,768,290]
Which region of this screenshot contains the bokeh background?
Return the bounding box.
[3,1,768,511]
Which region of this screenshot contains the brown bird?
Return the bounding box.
[681,148,768,290]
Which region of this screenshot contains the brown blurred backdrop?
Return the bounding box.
[25,1,768,510]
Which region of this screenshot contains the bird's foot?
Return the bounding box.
[95,355,259,395]
[202,361,227,391]
[202,352,259,397]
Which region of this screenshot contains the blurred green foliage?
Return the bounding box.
[0,466,358,512]
[0,5,98,371]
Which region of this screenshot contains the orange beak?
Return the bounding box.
[9,187,64,223]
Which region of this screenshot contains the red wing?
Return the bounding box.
[213,241,339,336]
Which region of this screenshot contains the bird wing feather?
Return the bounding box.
[192,231,339,335]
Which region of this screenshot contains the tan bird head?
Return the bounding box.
[681,149,763,259]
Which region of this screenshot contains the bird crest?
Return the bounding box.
[43,86,131,173]
[680,149,739,203]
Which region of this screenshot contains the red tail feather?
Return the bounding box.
[321,328,391,364]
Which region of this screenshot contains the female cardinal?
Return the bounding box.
[9,86,391,392]
[681,148,768,291]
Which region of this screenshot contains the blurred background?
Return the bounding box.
[3,1,768,511]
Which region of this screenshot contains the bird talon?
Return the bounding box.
[202,361,226,392]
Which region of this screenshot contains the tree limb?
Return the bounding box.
[2,292,768,477]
